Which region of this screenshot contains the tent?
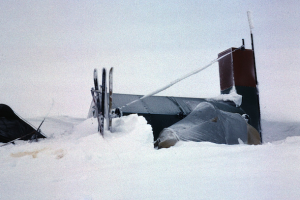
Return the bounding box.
[0,104,46,144]
[106,93,246,141]
[154,102,261,149]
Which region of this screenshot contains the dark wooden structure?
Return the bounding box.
[218,48,261,140]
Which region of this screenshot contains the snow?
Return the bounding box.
[209,87,242,107]
[1,1,300,199]
[247,11,254,31]
[1,114,300,199]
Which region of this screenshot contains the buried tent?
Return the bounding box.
[0,104,46,144]
[155,102,261,149]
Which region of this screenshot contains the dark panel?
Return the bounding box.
[232,49,256,87]
[218,47,261,136]
[235,86,260,133]
[221,86,260,134]
[112,93,205,115]
[218,48,234,91]
[218,48,256,90]
[112,93,148,114]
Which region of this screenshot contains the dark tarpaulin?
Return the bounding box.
[0,104,46,143]
[109,93,246,140]
[155,102,261,148]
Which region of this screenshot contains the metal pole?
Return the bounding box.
[247,11,262,142]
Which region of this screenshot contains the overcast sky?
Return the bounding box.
[1,0,300,121]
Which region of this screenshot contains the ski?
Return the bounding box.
[92,69,104,136]
[93,69,101,113]
[100,68,107,136]
[108,67,113,131]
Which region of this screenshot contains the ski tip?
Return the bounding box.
[102,68,107,76]
[94,68,98,79]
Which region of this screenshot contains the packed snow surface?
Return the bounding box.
[1,115,300,200]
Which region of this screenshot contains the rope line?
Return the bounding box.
[119,46,243,110]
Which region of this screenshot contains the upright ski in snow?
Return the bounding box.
[91,68,115,136]
[108,67,113,131]
[92,68,104,136]
[100,68,106,136]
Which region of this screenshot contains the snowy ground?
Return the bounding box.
[1,115,300,200]
[1,1,300,199]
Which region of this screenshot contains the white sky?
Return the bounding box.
[1,0,300,121]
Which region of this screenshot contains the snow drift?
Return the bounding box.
[1,114,300,199]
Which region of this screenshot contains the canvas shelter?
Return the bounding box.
[0,104,46,143]
[154,102,261,149]
[107,93,246,141]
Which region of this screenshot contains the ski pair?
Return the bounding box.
[91,67,113,137]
